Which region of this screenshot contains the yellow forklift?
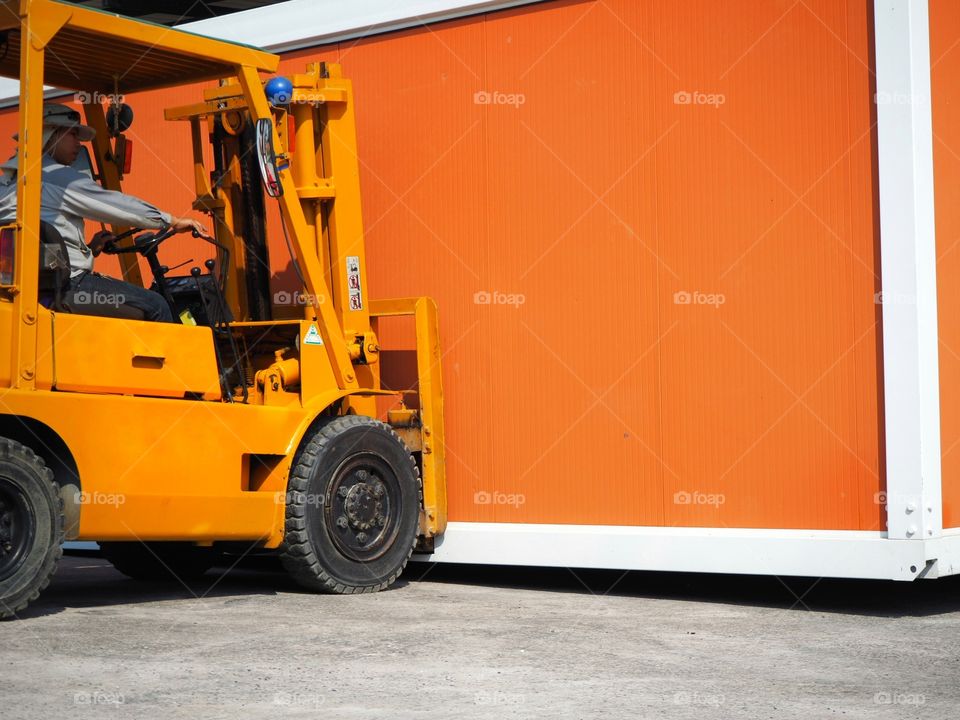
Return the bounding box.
[0,0,445,618]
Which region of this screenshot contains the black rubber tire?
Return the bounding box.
[0,438,63,620]
[279,415,422,594]
[99,542,216,582]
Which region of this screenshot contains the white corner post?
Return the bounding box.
[874,0,943,542]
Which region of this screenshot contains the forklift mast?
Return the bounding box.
[165,63,378,392]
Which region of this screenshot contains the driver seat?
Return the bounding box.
[38,222,145,321]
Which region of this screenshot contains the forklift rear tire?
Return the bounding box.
[0,438,63,620]
[99,542,216,582]
[280,415,422,594]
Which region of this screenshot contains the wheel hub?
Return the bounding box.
[343,478,385,532]
[326,461,397,561]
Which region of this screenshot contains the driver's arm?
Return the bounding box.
[45,164,172,230]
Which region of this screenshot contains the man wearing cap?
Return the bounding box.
[0,102,212,322]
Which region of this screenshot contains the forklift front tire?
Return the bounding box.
[0,438,63,620]
[280,416,422,594]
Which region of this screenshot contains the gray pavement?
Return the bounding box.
[1,553,959,719]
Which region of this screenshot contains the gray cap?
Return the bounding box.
[41,103,96,142]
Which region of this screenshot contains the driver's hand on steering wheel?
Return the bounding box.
[170,215,212,239]
[88,230,116,257]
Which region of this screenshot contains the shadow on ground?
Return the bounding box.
[12,550,960,621]
[405,561,960,618]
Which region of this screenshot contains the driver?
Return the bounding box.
[0,102,212,322]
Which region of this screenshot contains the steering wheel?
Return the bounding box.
[101,226,181,257]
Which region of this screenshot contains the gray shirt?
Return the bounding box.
[0,154,171,276]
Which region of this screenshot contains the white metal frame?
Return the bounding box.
[412,0,957,581]
[874,0,943,543]
[413,523,960,580]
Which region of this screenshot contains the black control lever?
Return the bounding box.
[191,266,233,403]
[167,258,193,273]
[204,258,248,403]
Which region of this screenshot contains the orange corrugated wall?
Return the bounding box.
[931,0,960,529]
[0,0,888,530]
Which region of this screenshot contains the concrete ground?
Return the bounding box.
[1,554,959,719]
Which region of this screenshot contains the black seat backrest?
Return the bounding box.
[38,221,70,306]
[36,222,145,321]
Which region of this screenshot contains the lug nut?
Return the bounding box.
[336,516,348,529]
[356,532,367,543]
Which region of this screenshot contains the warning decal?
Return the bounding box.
[303,323,324,346]
[346,255,363,311]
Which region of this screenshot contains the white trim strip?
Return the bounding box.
[873,0,943,541]
[181,0,548,55]
[410,522,951,580]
